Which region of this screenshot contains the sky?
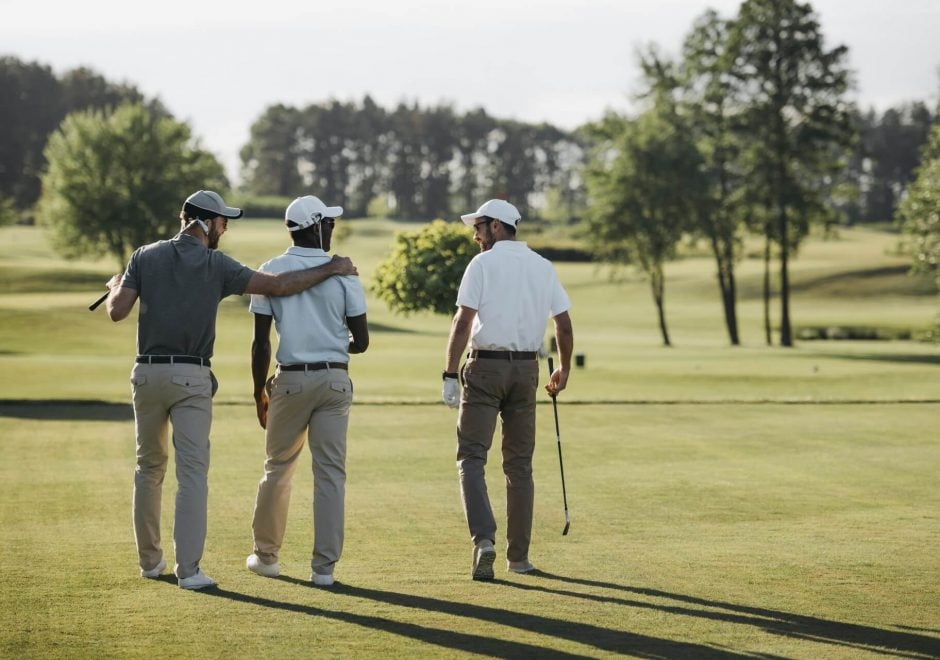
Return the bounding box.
[2,0,938,182]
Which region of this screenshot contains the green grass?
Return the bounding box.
[0,221,938,657]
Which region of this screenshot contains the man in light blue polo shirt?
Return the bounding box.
[244,195,369,586]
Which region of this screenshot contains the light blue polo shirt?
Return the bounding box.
[249,246,367,365]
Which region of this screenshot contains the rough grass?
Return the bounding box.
[0,221,938,657]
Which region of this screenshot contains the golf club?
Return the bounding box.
[547,356,570,536]
[88,290,109,311]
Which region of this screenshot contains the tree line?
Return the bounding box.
[238,98,584,221]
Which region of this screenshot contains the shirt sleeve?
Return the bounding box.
[120,248,141,290]
[248,260,273,316]
[341,276,368,317]
[218,252,255,298]
[455,257,482,310]
[549,266,571,316]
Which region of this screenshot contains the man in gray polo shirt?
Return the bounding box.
[104,190,358,590]
[442,199,574,581]
[244,195,368,586]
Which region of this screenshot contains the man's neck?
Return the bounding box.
[181,223,208,246]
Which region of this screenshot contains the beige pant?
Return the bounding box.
[251,368,352,575]
[130,363,213,579]
[456,357,539,562]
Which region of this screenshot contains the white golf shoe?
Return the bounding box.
[140,558,167,578]
[508,559,536,574]
[178,569,216,590]
[311,572,335,586]
[471,540,496,581]
[246,553,280,578]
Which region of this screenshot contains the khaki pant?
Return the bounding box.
[251,368,352,575]
[130,363,213,579]
[457,357,539,562]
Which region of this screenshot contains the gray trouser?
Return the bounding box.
[130,362,212,579]
[251,368,352,575]
[456,357,538,562]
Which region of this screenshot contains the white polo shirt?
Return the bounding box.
[456,240,570,352]
[249,246,367,365]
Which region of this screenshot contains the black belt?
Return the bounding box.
[278,362,348,372]
[136,355,210,367]
[469,350,538,360]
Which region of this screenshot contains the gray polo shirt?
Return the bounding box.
[121,233,254,360]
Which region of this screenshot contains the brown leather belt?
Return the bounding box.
[469,350,538,360]
[278,362,348,372]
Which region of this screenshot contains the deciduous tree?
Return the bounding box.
[38,103,226,266]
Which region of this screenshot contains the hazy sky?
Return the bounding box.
[3,0,938,181]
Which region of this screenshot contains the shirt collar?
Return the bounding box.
[491,240,527,251]
[285,246,327,257]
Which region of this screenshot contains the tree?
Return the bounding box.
[585,106,706,346]
[0,57,163,212]
[37,103,227,266]
[677,10,747,345]
[371,220,478,315]
[728,0,855,346]
[897,114,940,294]
[239,104,304,196]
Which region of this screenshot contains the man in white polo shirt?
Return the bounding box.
[245,195,368,586]
[442,198,574,581]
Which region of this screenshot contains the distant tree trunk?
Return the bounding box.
[709,233,740,345]
[651,264,672,347]
[776,181,793,347]
[763,230,773,346]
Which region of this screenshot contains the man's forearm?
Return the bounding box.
[251,340,271,396]
[445,312,474,373]
[554,312,574,370]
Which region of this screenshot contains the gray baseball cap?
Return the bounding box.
[183,190,243,219]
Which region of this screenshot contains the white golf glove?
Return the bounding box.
[442,376,460,408]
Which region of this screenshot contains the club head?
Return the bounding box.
[562,521,570,536]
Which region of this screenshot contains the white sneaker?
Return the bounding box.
[311,572,335,586]
[246,553,280,578]
[140,558,166,578]
[508,559,536,573]
[178,569,216,590]
[472,540,496,581]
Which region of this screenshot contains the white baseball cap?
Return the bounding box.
[285,195,344,232]
[183,190,243,219]
[460,199,522,228]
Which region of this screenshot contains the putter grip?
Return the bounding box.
[88,291,109,311]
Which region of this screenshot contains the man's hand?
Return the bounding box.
[254,390,269,429]
[105,273,122,290]
[545,366,569,397]
[442,376,460,409]
[330,255,358,277]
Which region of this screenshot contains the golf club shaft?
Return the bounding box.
[548,357,570,531]
[88,290,109,311]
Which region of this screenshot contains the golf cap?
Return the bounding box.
[183,190,243,219]
[285,195,344,232]
[461,199,521,228]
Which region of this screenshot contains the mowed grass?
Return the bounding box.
[0,220,938,657]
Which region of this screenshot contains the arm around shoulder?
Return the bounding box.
[244,255,359,297]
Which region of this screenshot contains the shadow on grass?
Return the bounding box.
[513,572,940,659]
[0,399,134,421]
[812,352,940,366]
[368,321,418,334]
[266,576,753,658]
[196,583,590,658]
